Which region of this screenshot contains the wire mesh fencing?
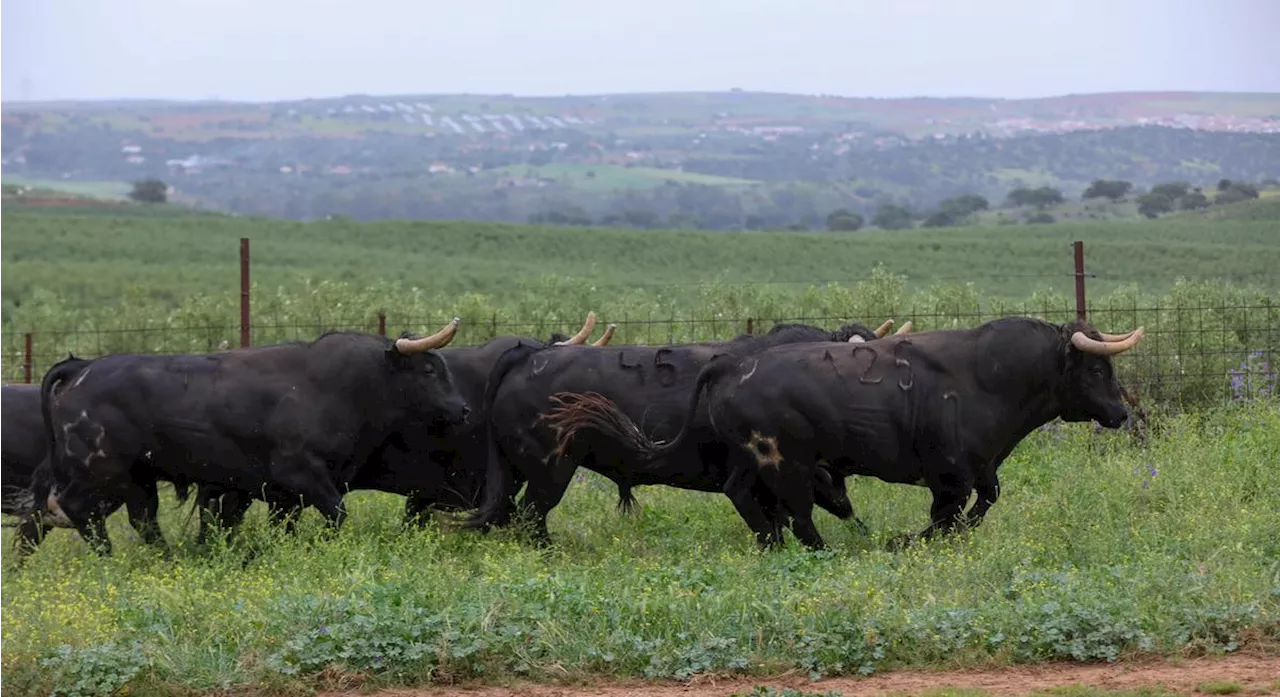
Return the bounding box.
[3,298,1276,409]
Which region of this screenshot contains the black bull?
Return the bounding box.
[36,320,469,554]
[3,380,199,557]
[193,314,619,537]
[462,318,909,546]
[539,317,1145,550]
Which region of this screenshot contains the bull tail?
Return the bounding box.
[539,352,738,463]
[459,341,541,531]
[39,354,93,470]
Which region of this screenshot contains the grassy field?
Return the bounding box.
[2,402,1277,695]
[496,163,761,192]
[4,209,1278,318]
[1,176,131,200]
[1,203,1278,695]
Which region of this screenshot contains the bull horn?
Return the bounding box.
[1098,329,1137,342]
[873,319,894,338]
[591,323,617,346]
[1070,327,1144,356]
[894,321,914,336]
[555,311,597,345]
[395,317,460,354]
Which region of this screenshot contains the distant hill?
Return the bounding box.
[3,90,1278,229]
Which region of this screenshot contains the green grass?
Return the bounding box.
[0,176,131,200]
[496,163,761,191]
[3,402,1278,695]
[1196,681,1243,695]
[4,210,1278,318]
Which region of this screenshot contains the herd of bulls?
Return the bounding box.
[1,308,1145,560]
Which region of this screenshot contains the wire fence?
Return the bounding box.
[4,298,1276,409]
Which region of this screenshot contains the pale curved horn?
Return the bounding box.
[555,311,597,345]
[395,317,460,354]
[1098,329,1136,342]
[591,323,617,346]
[894,320,914,336]
[873,319,894,338]
[1071,327,1144,356]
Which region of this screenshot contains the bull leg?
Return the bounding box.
[964,466,1001,528]
[77,513,113,556]
[519,457,579,547]
[890,464,974,552]
[123,479,165,548]
[267,450,346,530]
[196,487,251,545]
[755,459,827,552]
[403,494,435,526]
[721,465,780,548]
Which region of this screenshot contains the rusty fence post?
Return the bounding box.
[1073,240,1087,321]
[746,317,754,336]
[23,333,33,383]
[378,312,387,337]
[240,237,251,347]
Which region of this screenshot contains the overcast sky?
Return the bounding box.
[4,0,1278,103]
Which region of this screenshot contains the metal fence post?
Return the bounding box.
[240,237,251,347]
[1073,240,1087,321]
[23,333,33,383]
[377,312,387,337]
[746,317,754,335]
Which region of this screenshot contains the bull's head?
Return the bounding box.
[1059,320,1145,428]
[391,318,470,428]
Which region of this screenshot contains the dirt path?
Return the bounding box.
[318,653,1280,697]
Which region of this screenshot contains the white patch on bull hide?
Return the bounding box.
[532,354,549,375]
[738,359,759,384]
[69,366,92,389]
[746,431,783,469]
[61,411,108,466]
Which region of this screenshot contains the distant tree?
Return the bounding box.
[1179,190,1210,210]
[1082,179,1133,202]
[921,210,957,228]
[530,205,593,226]
[1261,177,1279,189]
[1006,186,1064,209]
[1025,212,1056,224]
[1136,193,1175,219]
[941,193,989,215]
[825,208,865,231]
[933,193,988,226]
[128,178,168,204]
[1211,181,1260,206]
[1150,181,1191,201]
[872,203,913,230]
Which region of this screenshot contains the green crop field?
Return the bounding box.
[2,206,1278,696]
[3,209,1278,319]
[496,163,761,191]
